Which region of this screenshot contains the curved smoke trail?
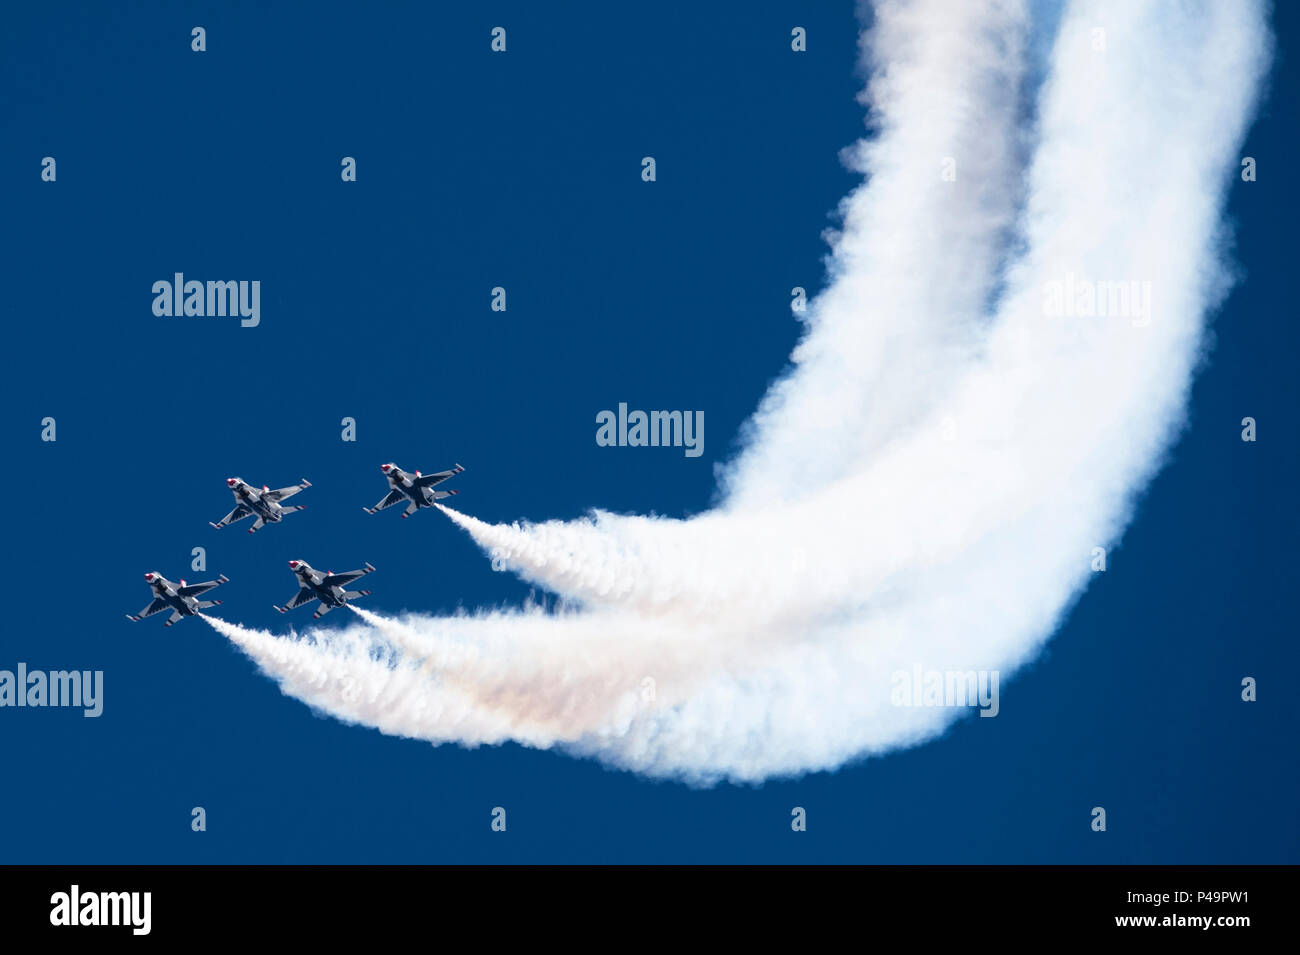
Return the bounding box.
[208,0,1271,784]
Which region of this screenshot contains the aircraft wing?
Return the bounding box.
[367,489,405,512]
[127,597,168,621]
[415,466,463,488]
[284,587,317,609]
[323,563,375,588]
[264,480,310,503]
[178,575,229,597]
[212,503,254,528]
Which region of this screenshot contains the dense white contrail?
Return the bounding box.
[208,0,1270,784]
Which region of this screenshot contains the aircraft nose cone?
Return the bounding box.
[288,561,299,568]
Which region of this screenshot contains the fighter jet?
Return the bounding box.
[274,560,375,619]
[363,462,464,519]
[210,476,311,533]
[125,571,230,627]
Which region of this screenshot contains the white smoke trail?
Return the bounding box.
[211,0,1270,784]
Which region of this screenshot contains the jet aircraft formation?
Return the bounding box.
[125,462,464,626]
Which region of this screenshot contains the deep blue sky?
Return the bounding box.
[0,1,1294,863]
